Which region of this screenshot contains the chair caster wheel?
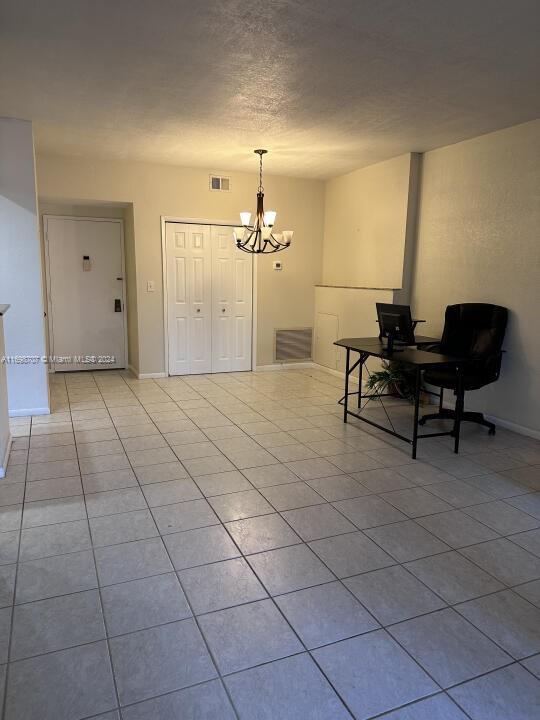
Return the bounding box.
[489,427,496,436]
[419,418,426,426]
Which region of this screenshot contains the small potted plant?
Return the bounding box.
[366,360,426,402]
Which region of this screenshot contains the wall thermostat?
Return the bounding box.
[273,261,283,271]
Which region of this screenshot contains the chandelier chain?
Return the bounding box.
[258,152,264,193]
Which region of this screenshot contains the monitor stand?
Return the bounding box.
[384,333,405,355]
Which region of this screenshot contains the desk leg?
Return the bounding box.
[358,354,363,409]
[453,364,464,454]
[343,348,350,423]
[412,366,421,459]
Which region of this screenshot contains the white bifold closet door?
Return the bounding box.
[165,222,253,375]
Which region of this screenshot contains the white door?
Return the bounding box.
[165,223,212,374]
[45,217,126,372]
[165,222,252,375]
[211,226,253,372]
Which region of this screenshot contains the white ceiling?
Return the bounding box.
[1,0,539,178]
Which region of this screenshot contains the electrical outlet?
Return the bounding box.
[147,280,155,292]
[273,261,283,271]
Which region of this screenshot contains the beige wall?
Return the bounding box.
[322,153,414,288]
[0,119,49,415]
[35,156,325,374]
[412,120,540,434]
[314,153,419,371]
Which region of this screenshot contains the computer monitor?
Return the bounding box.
[376,303,416,353]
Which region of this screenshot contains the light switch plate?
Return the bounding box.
[147,280,155,292]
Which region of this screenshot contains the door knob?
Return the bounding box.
[196,308,201,313]
[221,308,225,313]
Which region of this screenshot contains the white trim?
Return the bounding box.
[160,217,168,376]
[312,362,361,385]
[256,361,317,372]
[315,364,540,440]
[0,434,12,479]
[137,372,168,379]
[9,407,50,417]
[160,216,256,377]
[43,215,128,373]
[439,397,540,440]
[485,414,540,440]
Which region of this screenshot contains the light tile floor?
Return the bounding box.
[1,367,540,719]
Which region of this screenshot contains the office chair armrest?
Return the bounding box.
[483,350,504,379]
[463,350,504,380]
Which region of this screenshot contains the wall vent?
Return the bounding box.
[274,328,313,362]
[209,174,231,191]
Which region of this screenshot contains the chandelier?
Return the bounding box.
[233,149,293,254]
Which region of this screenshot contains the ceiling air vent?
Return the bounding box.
[275,328,313,362]
[209,174,231,191]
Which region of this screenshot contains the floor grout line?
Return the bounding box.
[2,368,540,719]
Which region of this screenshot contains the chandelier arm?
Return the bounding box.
[236,239,289,255]
[239,229,255,246]
[265,243,287,254]
[269,233,290,248]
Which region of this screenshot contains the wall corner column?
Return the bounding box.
[0,118,50,416]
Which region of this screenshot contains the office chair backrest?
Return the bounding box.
[440,303,508,359]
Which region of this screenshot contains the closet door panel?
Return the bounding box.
[166,225,189,375]
[166,223,211,375]
[188,228,212,374]
[232,253,253,370]
[211,228,234,373]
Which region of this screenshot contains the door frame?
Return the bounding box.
[161,216,257,376]
[43,215,128,372]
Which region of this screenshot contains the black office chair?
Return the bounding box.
[419,303,508,435]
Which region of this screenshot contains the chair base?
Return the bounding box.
[419,408,496,435]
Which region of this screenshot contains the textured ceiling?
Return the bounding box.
[1,0,539,178]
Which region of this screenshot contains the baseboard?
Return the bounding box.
[8,406,50,417]
[255,362,316,372]
[136,371,168,379]
[312,362,361,386]
[0,434,12,479]
[315,366,539,439]
[438,397,540,440]
[485,414,540,440]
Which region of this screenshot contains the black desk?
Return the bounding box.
[334,337,467,459]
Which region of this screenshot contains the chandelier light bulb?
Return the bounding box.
[263,210,276,226]
[234,227,245,242]
[283,231,294,245]
[240,212,251,226]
